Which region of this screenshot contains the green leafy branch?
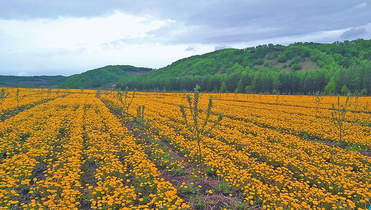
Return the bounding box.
[330,95,350,142]
[117,87,136,119]
[179,85,223,173]
[0,88,10,111]
[15,88,25,107]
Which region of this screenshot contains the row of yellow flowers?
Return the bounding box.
[1,90,189,209]
[82,96,138,210]
[0,88,75,114]
[139,92,371,150]
[91,95,189,209]
[27,95,86,209]
[0,96,83,209]
[101,91,371,209]
[212,94,371,150]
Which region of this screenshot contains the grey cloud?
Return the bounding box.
[140,0,371,45]
[2,0,371,46]
[179,0,371,44]
[214,46,231,51]
[0,0,201,19]
[340,27,367,39]
[185,47,195,52]
[104,37,152,48]
[0,0,120,19]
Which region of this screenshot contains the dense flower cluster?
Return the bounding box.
[1,95,84,209]
[1,88,370,209]
[0,88,73,114]
[212,94,371,150]
[102,91,371,210]
[1,90,189,209]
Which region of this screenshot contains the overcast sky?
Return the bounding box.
[1,0,371,76]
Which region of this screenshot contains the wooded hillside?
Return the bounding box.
[118,39,371,95]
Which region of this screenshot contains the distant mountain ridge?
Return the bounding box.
[58,65,153,89]
[0,65,153,89]
[0,75,66,88]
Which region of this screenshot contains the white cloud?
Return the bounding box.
[0,11,170,50]
[0,11,183,75]
[354,2,368,9]
[17,71,28,76]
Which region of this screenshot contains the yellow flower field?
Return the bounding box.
[0,88,370,209]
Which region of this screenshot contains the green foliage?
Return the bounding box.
[135,105,146,124]
[341,85,351,95]
[95,90,102,98]
[291,63,303,71]
[219,81,227,93]
[330,95,350,142]
[0,88,10,111]
[361,88,368,96]
[117,87,136,119]
[179,85,223,176]
[170,164,186,176]
[314,92,323,118]
[177,183,200,195]
[188,195,206,209]
[234,79,243,93]
[47,88,53,99]
[288,57,299,67]
[324,77,337,95]
[15,88,25,106]
[212,180,232,195]
[245,85,254,93]
[55,89,61,95]
[277,53,287,63]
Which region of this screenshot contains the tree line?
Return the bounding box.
[118,39,371,95]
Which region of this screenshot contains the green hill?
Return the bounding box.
[58,65,153,89]
[118,39,371,95]
[0,65,153,89]
[0,75,66,88]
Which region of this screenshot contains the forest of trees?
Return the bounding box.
[0,75,66,88]
[118,39,371,95]
[59,65,153,89]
